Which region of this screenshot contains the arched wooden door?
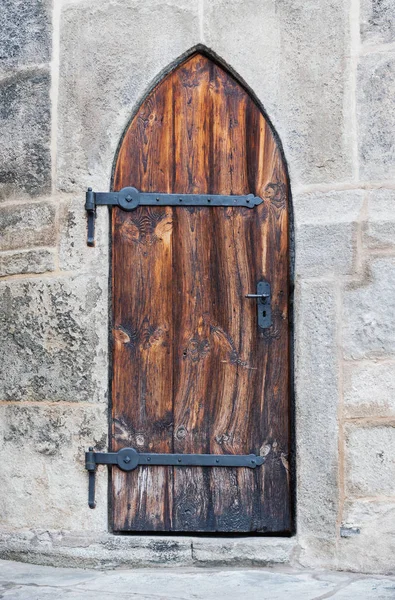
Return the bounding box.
[111,53,291,533]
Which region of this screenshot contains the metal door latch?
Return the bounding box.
[85,447,265,508]
[246,280,272,329]
[85,187,263,246]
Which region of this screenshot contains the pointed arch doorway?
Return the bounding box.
[110,52,292,533]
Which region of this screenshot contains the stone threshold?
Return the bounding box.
[0,530,296,569]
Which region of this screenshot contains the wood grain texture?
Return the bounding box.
[112,53,291,533]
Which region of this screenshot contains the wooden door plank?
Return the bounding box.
[112,76,174,531]
[171,55,214,530]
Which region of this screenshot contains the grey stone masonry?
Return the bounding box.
[0,71,51,198]
[0,276,108,402]
[345,425,395,497]
[0,403,108,531]
[294,280,339,558]
[294,191,363,277]
[343,258,395,360]
[0,248,55,276]
[358,54,395,181]
[0,201,56,251]
[57,0,200,193]
[360,0,395,45]
[204,0,353,187]
[363,189,395,250]
[0,0,52,76]
[344,360,395,417]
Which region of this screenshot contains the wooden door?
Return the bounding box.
[111,53,291,533]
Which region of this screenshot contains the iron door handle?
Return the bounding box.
[245,293,269,300]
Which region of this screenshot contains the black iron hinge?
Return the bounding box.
[85,447,265,508]
[85,187,263,246]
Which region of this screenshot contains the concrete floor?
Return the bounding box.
[1,560,395,599]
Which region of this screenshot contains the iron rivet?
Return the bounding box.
[147,457,151,462]
[251,460,256,465]
[156,197,160,201]
[178,458,182,463]
[216,459,219,463]
[126,195,132,202]
[124,456,131,463]
[179,198,182,202]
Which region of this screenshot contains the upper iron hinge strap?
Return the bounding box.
[85,186,263,246]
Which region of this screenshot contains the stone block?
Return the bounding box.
[360,0,395,45]
[0,275,108,402]
[57,0,200,192]
[0,201,56,251]
[294,191,363,277]
[59,195,109,274]
[343,258,395,359]
[204,0,353,186]
[344,360,395,417]
[0,0,52,75]
[0,249,55,276]
[0,70,51,198]
[358,54,395,181]
[345,425,395,497]
[294,280,339,538]
[363,189,395,250]
[0,403,108,531]
[340,500,395,574]
[191,537,295,566]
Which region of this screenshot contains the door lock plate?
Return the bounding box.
[246,280,272,329]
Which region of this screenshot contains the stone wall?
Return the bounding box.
[1,0,394,574]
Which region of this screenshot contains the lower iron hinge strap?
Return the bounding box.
[85,446,265,508]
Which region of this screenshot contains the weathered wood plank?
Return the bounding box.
[112,75,174,531]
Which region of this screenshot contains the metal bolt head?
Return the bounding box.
[123,455,131,463]
[125,194,132,202]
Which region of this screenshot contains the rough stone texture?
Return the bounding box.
[358,54,395,181]
[0,249,55,276]
[343,258,395,359]
[0,403,108,531]
[0,70,51,198]
[2,559,395,599]
[59,195,109,274]
[340,500,395,574]
[345,425,395,497]
[204,0,353,187]
[294,281,339,561]
[0,202,56,251]
[0,275,108,402]
[0,0,52,76]
[57,0,200,193]
[363,189,395,250]
[191,538,294,566]
[360,0,395,45]
[344,360,395,417]
[294,191,363,277]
